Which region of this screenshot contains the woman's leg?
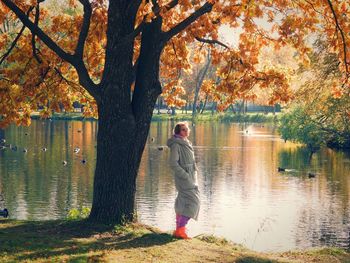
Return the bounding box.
[174,214,190,239]
[176,214,190,228]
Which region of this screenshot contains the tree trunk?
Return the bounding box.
[89,103,138,223]
[157,97,163,114]
[89,81,160,224]
[0,129,4,140]
[211,102,217,115]
[88,15,164,224]
[171,106,176,115]
[200,95,208,114]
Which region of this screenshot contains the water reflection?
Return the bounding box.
[0,120,350,252]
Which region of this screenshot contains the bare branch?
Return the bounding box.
[195,36,230,49]
[75,0,92,60]
[163,2,213,41]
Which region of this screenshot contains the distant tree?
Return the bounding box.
[280,38,350,150]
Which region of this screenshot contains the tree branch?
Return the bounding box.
[326,0,349,75]
[151,0,159,10]
[1,0,75,64]
[0,7,34,66]
[127,0,179,41]
[75,0,92,60]
[163,2,213,41]
[125,17,147,43]
[152,0,178,15]
[165,0,179,11]
[54,67,91,100]
[0,25,25,65]
[1,0,101,101]
[195,36,230,49]
[32,2,42,64]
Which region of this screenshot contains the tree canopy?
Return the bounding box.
[0,0,348,126]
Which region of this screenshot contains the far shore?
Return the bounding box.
[30,111,279,123]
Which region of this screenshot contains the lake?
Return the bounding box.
[0,119,349,252]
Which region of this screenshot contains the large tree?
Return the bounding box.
[0,0,349,224]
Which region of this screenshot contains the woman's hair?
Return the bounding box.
[174,122,189,135]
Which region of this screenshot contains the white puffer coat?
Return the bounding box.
[167,137,200,220]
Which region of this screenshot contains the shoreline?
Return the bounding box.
[30,111,278,123]
[0,219,349,262]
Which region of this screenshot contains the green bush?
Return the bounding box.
[66,207,91,220]
[278,106,350,151]
[279,107,325,151]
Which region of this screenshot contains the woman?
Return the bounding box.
[167,122,200,239]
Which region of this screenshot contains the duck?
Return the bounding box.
[0,208,9,218]
[62,161,67,166]
[74,147,80,154]
[308,172,316,178]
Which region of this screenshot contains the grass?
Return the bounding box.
[1,219,349,262]
[152,112,278,123]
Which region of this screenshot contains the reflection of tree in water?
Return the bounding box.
[0,120,96,219]
[294,195,350,249]
[278,147,316,171]
[0,168,4,209]
[280,145,350,249]
[192,123,248,208]
[137,121,176,220]
[0,129,5,162]
[192,123,218,206]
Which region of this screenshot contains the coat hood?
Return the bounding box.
[167,136,191,148]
